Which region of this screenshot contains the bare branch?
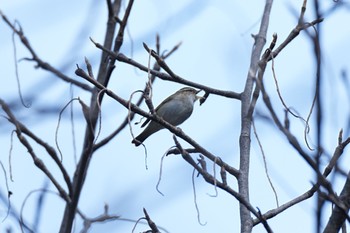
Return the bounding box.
[90,37,241,100]
[253,131,350,226]
[0,11,93,92]
[143,208,161,233]
[0,99,72,197]
[239,0,274,231]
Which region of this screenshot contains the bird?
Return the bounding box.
[132,87,201,146]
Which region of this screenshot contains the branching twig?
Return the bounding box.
[253,130,350,225]
[267,9,324,61]
[80,204,120,233]
[90,37,241,100]
[59,2,134,232]
[0,99,72,197]
[239,0,274,231]
[143,208,161,233]
[171,137,272,230]
[92,36,181,152]
[254,7,330,197]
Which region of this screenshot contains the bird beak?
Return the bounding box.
[195,90,205,101]
[195,89,207,105]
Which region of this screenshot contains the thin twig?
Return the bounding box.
[173,136,207,226]
[252,119,279,207]
[0,160,11,222]
[11,21,31,108]
[156,147,176,196]
[9,130,15,182]
[191,163,207,226]
[69,85,78,165]
[56,98,80,162]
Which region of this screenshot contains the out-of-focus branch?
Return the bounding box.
[0,11,92,92]
[310,1,324,231]
[323,173,350,233]
[258,66,335,192]
[101,0,134,87]
[80,204,120,233]
[0,99,71,204]
[323,133,350,232]
[253,130,350,225]
[0,100,72,193]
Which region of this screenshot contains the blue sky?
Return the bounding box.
[1,0,350,232]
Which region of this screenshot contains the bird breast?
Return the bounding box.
[157,97,194,126]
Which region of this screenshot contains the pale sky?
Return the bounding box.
[1,1,350,232]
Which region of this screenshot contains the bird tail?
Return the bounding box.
[131,131,150,146]
[131,122,162,146]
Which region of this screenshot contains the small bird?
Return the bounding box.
[132,87,201,146]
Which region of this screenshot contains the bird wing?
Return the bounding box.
[141,117,151,128]
[140,93,175,128]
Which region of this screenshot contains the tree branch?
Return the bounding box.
[0,11,92,92]
[90,38,241,100]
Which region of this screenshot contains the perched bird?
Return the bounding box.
[132,87,201,146]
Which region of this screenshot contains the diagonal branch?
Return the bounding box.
[0,11,92,92]
[0,99,71,204]
[93,37,181,151]
[90,38,242,100]
[75,68,241,178]
[253,131,350,225]
[173,137,273,232]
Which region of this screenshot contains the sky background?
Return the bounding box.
[1,0,350,232]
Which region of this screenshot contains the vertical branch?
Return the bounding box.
[323,172,350,233]
[239,1,273,232]
[311,0,324,232]
[59,1,128,232]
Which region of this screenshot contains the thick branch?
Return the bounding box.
[238,1,273,232]
[59,1,127,232]
[323,173,350,233]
